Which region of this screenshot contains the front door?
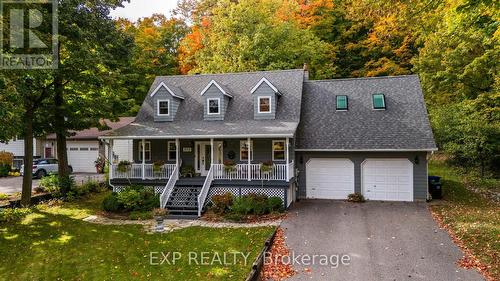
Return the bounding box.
[195,141,223,176]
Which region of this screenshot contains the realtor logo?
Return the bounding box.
[0,0,58,69]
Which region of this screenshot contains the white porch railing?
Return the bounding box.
[212,163,290,181]
[197,165,214,217]
[110,164,176,179]
[160,163,180,208]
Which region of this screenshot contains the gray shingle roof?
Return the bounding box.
[295,75,437,150]
[106,69,305,138]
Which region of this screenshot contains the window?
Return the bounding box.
[272,140,286,161]
[258,96,271,113]
[90,147,98,151]
[168,141,177,161]
[207,98,220,114]
[138,141,151,161]
[240,140,254,161]
[69,147,78,151]
[336,95,348,110]
[372,94,386,110]
[157,100,169,116]
[79,147,89,151]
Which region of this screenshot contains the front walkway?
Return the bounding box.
[281,200,484,281]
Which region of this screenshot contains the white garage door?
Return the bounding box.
[306,158,354,199]
[362,159,413,202]
[67,141,99,173]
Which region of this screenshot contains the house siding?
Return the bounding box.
[295,151,429,201]
[0,138,42,158]
[203,85,228,121]
[253,83,277,120]
[153,87,181,122]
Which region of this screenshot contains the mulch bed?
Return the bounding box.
[260,227,296,281]
[428,207,495,281]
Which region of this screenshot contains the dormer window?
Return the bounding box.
[372,94,386,110]
[258,96,271,113]
[207,98,220,115]
[157,100,169,116]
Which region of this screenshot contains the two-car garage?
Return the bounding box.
[305,158,415,202]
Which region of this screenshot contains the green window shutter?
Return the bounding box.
[336,95,348,110]
[372,94,386,109]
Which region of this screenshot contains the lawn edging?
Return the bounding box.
[246,226,279,281]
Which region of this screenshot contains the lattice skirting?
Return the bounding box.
[206,186,289,208]
[112,185,165,195]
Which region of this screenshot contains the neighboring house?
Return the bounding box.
[0,138,44,169]
[44,117,135,173]
[100,69,437,218]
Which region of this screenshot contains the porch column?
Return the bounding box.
[141,139,146,180]
[286,137,290,182]
[175,138,180,177]
[108,139,114,179]
[210,138,214,171]
[247,137,251,181]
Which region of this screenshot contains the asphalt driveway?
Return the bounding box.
[0,173,104,195]
[281,200,484,281]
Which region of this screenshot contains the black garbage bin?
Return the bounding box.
[428,176,442,199]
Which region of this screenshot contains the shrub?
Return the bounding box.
[117,160,131,173]
[0,193,9,201]
[0,151,13,166]
[231,196,254,215]
[267,197,284,212]
[181,165,195,177]
[39,174,60,194]
[0,164,10,177]
[224,212,244,222]
[211,192,234,214]
[347,193,366,203]
[0,208,32,223]
[102,193,122,212]
[116,189,142,210]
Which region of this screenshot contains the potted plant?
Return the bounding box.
[181,165,195,178]
[223,160,236,173]
[117,160,131,173]
[153,160,165,174]
[152,208,168,232]
[94,156,105,174]
[260,161,273,174]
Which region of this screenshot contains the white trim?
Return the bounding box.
[272,140,286,161]
[207,98,221,115]
[240,140,254,161]
[200,80,233,98]
[295,148,439,152]
[257,96,272,114]
[138,141,151,161]
[167,141,176,161]
[150,82,185,99]
[99,133,295,140]
[156,99,170,116]
[250,77,280,94]
[360,158,414,202]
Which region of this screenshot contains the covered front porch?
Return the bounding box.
[107,137,295,182]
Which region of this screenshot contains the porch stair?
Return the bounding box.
[165,177,206,219]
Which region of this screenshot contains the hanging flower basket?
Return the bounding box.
[260,161,274,173]
[117,160,131,173]
[153,160,165,173]
[223,160,237,173]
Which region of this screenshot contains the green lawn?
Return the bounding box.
[0,192,274,280]
[429,159,500,280]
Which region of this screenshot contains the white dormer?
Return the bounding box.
[201,80,232,120]
[251,77,280,120]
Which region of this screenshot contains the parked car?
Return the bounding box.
[20,158,73,179]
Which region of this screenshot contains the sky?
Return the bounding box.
[110,0,178,21]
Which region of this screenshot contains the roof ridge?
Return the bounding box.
[305,74,418,83]
[155,68,305,79]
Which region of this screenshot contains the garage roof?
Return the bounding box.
[296,75,437,151]
[46,117,135,140]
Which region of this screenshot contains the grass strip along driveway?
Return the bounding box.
[429,160,499,280]
[0,193,274,280]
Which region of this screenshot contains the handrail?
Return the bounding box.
[197,164,214,217]
[160,162,180,208]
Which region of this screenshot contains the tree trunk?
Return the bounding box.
[21,110,34,207]
[54,74,70,194]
